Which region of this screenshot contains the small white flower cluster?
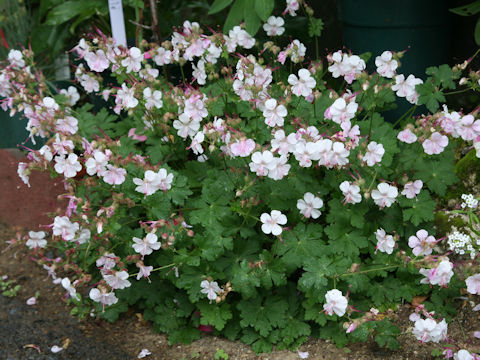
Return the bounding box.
[374,228,395,254]
[439,106,480,142]
[200,280,222,301]
[263,16,285,36]
[391,74,423,105]
[374,51,398,78]
[447,231,476,258]
[461,193,479,209]
[52,215,91,243]
[233,55,272,101]
[278,39,306,64]
[328,50,366,84]
[412,317,448,343]
[323,289,348,317]
[419,260,454,287]
[133,169,174,196]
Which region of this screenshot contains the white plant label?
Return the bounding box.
[108,0,127,47]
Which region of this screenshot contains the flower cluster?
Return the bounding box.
[2,11,479,354]
[461,193,479,209]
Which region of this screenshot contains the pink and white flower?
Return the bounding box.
[327,98,358,124]
[192,60,207,85]
[363,141,385,166]
[423,132,448,155]
[288,69,316,98]
[59,86,80,106]
[17,162,30,187]
[263,16,285,36]
[375,51,398,78]
[323,289,348,317]
[297,192,323,219]
[89,287,119,309]
[61,278,80,300]
[104,270,131,290]
[420,260,454,287]
[200,280,222,301]
[401,180,423,199]
[408,229,436,256]
[85,50,110,72]
[466,274,480,295]
[375,228,395,254]
[102,165,127,185]
[371,183,398,208]
[121,47,143,73]
[53,216,79,241]
[173,113,201,139]
[85,150,108,176]
[413,317,448,343]
[143,88,163,110]
[263,98,287,127]
[391,74,422,104]
[267,155,290,180]
[249,151,276,177]
[397,128,418,144]
[54,153,82,178]
[284,0,299,16]
[132,233,161,257]
[260,210,287,236]
[26,231,47,249]
[230,138,256,157]
[339,181,362,204]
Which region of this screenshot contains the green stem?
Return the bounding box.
[366,169,377,192]
[129,263,176,278]
[469,48,480,64]
[444,87,474,96]
[392,105,417,128]
[367,112,373,139]
[338,264,399,278]
[180,65,185,84]
[83,242,92,271]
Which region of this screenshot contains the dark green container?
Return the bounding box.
[0,80,73,149]
[0,108,42,149]
[339,0,450,121]
[339,0,450,77]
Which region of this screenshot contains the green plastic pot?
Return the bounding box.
[0,107,43,149]
[339,0,450,121]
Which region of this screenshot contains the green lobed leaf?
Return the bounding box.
[237,296,289,337]
[198,302,232,330]
[416,81,446,113]
[308,17,324,37]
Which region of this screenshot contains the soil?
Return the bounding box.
[1,149,480,360]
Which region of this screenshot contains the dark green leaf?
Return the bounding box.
[224,0,246,32]
[208,0,234,14]
[475,17,480,45]
[254,0,274,21]
[308,17,324,37]
[45,0,108,26]
[244,0,262,36]
[449,1,480,16]
[198,302,232,330]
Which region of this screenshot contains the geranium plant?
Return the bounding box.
[2,2,480,354]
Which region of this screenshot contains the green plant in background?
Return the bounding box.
[214,349,229,360]
[450,1,480,46]
[0,276,21,297]
[2,0,480,357]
